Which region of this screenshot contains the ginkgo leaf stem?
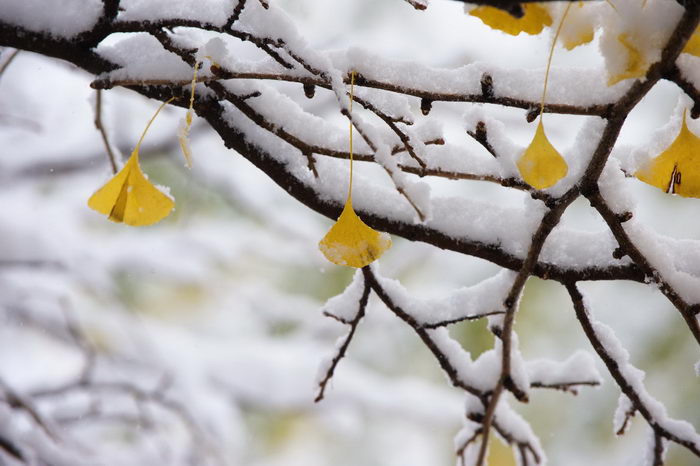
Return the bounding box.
[540,4,573,118]
[94,88,119,174]
[135,96,176,154]
[348,70,356,203]
[178,61,200,168]
[188,62,199,112]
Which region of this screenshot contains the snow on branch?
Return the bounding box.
[527,351,602,394]
[567,283,700,459]
[371,269,513,328]
[315,271,371,402]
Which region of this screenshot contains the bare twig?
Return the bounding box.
[588,192,700,346]
[363,266,485,397]
[467,121,497,158]
[225,0,248,29]
[402,0,428,10]
[475,199,574,465]
[0,48,19,80]
[665,64,700,118]
[566,282,700,459]
[0,434,24,462]
[0,378,62,443]
[94,89,119,174]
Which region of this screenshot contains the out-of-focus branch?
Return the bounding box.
[0,299,222,466]
[0,378,62,443]
[0,433,24,462]
[0,48,19,80]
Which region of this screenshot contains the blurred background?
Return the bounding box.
[1,0,698,465]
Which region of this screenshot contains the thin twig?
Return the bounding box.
[94,89,119,174]
[315,277,371,402]
[0,48,19,80]
[664,64,700,118]
[588,191,700,345]
[225,0,248,29]
[363,267,485,398]
[567,282,700,459]
[467,121,497,158]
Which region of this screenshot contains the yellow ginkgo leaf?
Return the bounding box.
[560,3,595,51]
[319,200,391,268]
[636,112,700,197]
[683,28,700,57]
[469,4,553,36]
[517,120,568,190]
[319,71,391,268]
[88,150,174,226]
[563,28,594,50]
[608,34,648,86]
[487,437,516,466]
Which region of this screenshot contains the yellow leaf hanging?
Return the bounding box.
[608,34,648,86]
[514,4,569,190]
[469,4,553,36]
[636,112,700,198]
[318,71,391,268]
[683,28,700,57]
[88,98,175,226]
[319,200,392,268]
[88,151,174,226]
[517,120,568,190]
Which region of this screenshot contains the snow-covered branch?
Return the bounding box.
[567,283,700,460]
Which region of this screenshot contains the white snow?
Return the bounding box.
[623,218,700,304]
[2,0,103,38]
[117,0,233,27]
[427,328,495,392]
[322,270,366,323]
[598,0,682,85]
[613,394,634,435]
[581,289,700,451]
[527,350,602,388]
[375,270,515,326]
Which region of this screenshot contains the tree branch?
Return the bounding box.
[315,277,371,402]
[566,282,700,460]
